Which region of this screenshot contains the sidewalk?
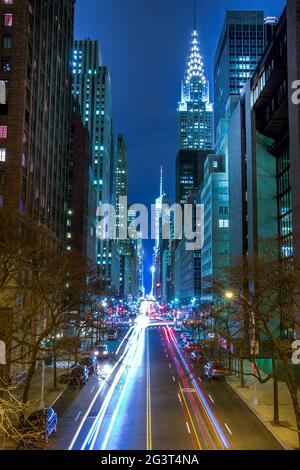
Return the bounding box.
[0,365,68,450]
[226,360,300,450]
[12,362,70,409]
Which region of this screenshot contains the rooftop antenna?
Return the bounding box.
[194,0,197,31]
[160,166,163,198]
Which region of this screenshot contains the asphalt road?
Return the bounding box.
[67,323,283,451]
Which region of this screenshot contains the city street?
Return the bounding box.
[66,323,283,451]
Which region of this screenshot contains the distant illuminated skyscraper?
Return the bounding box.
[178,25,213,150]
[113,135,128,238]
[72,40,114,276]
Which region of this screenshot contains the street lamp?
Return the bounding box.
[225,290,259,405]
[225,291,234,300]
[150,266,156,298]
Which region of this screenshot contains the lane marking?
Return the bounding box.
[224,423,233,436]
[179,383,202,450]
[146,329,153,451]
[198,377,202,382]
[172,376,176,382]
[75,411,82,422]
[186,422,191,434]
[178,393,182,404]
[169,363,172,369]
[208,394,215,404]
[90,386,95,394]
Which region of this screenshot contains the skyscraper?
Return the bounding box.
[214,11,277,136]
[67,101,97,263]
[113,135,128,237]
[111,134,130,296]
[0,0,75,242]
[174,9,213,303]
[176,149,209,205]
[72,40,114,275]
[178,27,213,150]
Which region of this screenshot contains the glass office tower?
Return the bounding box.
[214,11,276,134]
[72,40,114,275]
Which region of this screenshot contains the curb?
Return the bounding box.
[226,377,289,450]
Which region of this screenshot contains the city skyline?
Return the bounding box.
[75,0,285,291]
[1,0,300,456]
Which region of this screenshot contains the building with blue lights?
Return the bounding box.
[178,30,213,151]
[72,40,115,281]
[174,17,214,304]
[214,11,277,137]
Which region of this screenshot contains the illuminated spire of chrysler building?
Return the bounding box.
[178,4,213,151]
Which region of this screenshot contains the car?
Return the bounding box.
[106,330,117,341]
[69,365,89,385]
[190,350,203,362]
[183,338,195,347]
[203,361,226,380]
[182,335,192,343]
[93,344,109,359]
[181,333,190,341]
[79,356,98,376]
[184,342,199,352]
[21,408,58,440]
[173,324,182,332]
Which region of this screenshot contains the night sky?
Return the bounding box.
[75,0,285,292]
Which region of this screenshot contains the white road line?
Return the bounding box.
[178,393,182,404]
[208,394,215,404]
[224,423,233,436]
[169,363,172,369]
[90,386,95,394]
[172,376,176,382]
[75,411,82,422]
[186,422,191,434]
[198,377,202,382]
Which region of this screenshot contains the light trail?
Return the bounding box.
[68,326,135,450]
[164,326,231,450]
[101,327,146,450]
[78,318,149,450]
[115,326,134,355]
[85,327,142,450]
[146,329,153,450]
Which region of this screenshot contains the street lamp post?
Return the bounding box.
[225,291,259,404]
[150,266,156,298]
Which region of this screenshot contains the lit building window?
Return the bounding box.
[4,13,13,27]
[0,126,7,138]
[0,148,6,162]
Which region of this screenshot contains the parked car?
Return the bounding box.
[203,361,226,380]
[181,335,192,344]
[190,350,203,362]
[173,324,182,332]
[184,342,200,352]
[181,333,190,341]
[106,330,117,341]
[79,356,97,376]
[69,365,89,385]
[20,408,58,440]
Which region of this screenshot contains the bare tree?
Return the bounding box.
[204,244,300,447]
[0,383,47,450]
[0,211,104,404]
